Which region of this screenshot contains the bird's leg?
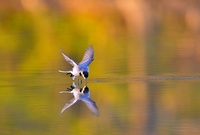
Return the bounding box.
[78,78,82,84]
[72,82,77,88]
[74,78,82,86]
[66,73,74,78]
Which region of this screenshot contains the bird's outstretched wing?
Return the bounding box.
[60,50,78,67]
[82,98,99,116]
[60,98,78,114]
[79,46,94,66]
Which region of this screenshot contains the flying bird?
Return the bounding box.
[59,46,94,80]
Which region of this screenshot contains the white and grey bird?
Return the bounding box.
[60,83,99,116]
[59,46,94,80]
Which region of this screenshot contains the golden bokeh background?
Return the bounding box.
[1,0,200,135]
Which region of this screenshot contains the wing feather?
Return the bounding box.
[82,98,99,116]
[79,46,94,65]
[60,98,78,114]
[60,50,78,66]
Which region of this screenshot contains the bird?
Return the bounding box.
[59,46,94,80]
[60,83,99,116]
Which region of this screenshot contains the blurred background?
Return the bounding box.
[1,0,200,135]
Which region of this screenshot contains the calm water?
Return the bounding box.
[1,60,200,135]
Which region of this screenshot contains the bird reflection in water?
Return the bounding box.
[60,83,99,116]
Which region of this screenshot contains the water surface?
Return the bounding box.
[1,68,200,135]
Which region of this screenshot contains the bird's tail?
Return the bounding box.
[58,70,74,77]
[58,70,71,73]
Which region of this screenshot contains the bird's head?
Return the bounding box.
[80,71,89,79]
